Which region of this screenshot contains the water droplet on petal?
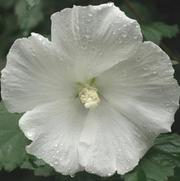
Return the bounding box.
[133,35,138,40]
[165,103,170,107]
[136,58,141,62]
[88,13,93,17]
[143,67,148,71]
[123,24,127,28]
[81,44,87,50]
[54,161,58,165]
[85,34,91,40]
[122,34,127,38]
[137,134,141,138]
[70,174,75,178]
[98,51,103,56]
[92,46,96,51]
[27,132,33,138]
[107,3,113,7]
[50,163,54,167]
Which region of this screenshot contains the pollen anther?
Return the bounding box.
[79,85,100,109]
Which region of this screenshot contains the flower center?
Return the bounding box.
[78,84,100,109]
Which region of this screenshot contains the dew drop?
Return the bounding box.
[108,173,112,176]
[54,161,58,165]
[123,24,127,28]
[107,3,113,6]
[88,13,93,17]
[50,163,54,167]
[167,108,174,113]
[168,62,172,66]
[133,35,138,40]
[54,144,58,148]
[70,174,75,178]
[87,19,91,23]
[137,134,141,138]
[136,58,141,62]
[85,34,91,40]
[118,148,122,153]
[122,70,127,76]
[143,67,148,71]
[165,103,170,107]
[81,44,87,50]
[122,34,127,38]
[98,51,103,56]
[27,132,33,138]
[75,25,79,31]
[92,46,96,51]
[125,166,129,171]
[91,170,95,174]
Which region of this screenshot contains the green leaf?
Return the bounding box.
[21,156,55,177]
[0,0,16,9]
[0,14,19,59]
[121,2,152,23]
[142,22,179,44]
[125,167,146,181]
[0,102,29,171]
[168,167,180,181]
[174,64,180,84]
[125,134,180,181]
[0,60,6,71]
[15,0,43,33]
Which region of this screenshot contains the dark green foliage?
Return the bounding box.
[169,167,180,181]
[15,0,43,33]
[0,103,28,171]
[142,22,178,44]
[125,134,180,181]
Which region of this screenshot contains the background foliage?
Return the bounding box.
[0,0,180,180]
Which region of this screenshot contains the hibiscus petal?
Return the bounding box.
[19,99,87,176]
[1,33,75,113]
[97,41,180,132]
[51,3,142,81]
[78,100,153,176]
[84,41,180,175]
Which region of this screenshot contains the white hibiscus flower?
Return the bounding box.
[1,3,180,177]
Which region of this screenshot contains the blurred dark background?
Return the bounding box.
[0,0,180,180]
